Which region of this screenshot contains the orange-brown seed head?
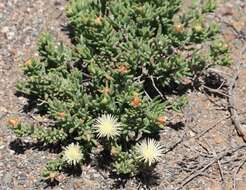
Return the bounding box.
[175,23,183,33]
[111,146,120,156]
[95,16,102,25]
[8,118,19,127]
[48,172,59,182]
[24,59,32,66]
[224,43,229,49]
[57,112,65,118]
[131,96,141,107]
[99,87,110,95]
[117,65,128,74]
[156,116,166,125]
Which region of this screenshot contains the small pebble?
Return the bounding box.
[1,26,9,34]
[0,3,5,9]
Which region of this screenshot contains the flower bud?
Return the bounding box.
[193,23,203,33]
[111,146,120,156]
[95,16,102,26]
[174,23,183,33]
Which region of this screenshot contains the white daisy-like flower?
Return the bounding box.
[136,138,164,166]
[94,114,121,139]
[63,143,83,165]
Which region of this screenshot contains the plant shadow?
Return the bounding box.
[136,169,161,189]
[62,164,83,177]
[109,168,161,190]
[167,121,185,131]
[15,91,48,115]
[94,149,113,170]
[9,138,62,154]
[202,71,228,98]
[61,23,77,44]
[43,180,59,189]
[144,78,191,101]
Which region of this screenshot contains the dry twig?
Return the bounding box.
[233,158,246,190]
[175,145,246,190]
[195,116,230,139]
[150,76,167,100]
[202,84,229,98]
[205,139,225,183]
[228,43,246,142]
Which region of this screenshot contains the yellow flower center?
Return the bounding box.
[64,143,83,165]
[100,120,114,134]
[67,149,80,160]
[142,146,155,160]
[94,114,121,138]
